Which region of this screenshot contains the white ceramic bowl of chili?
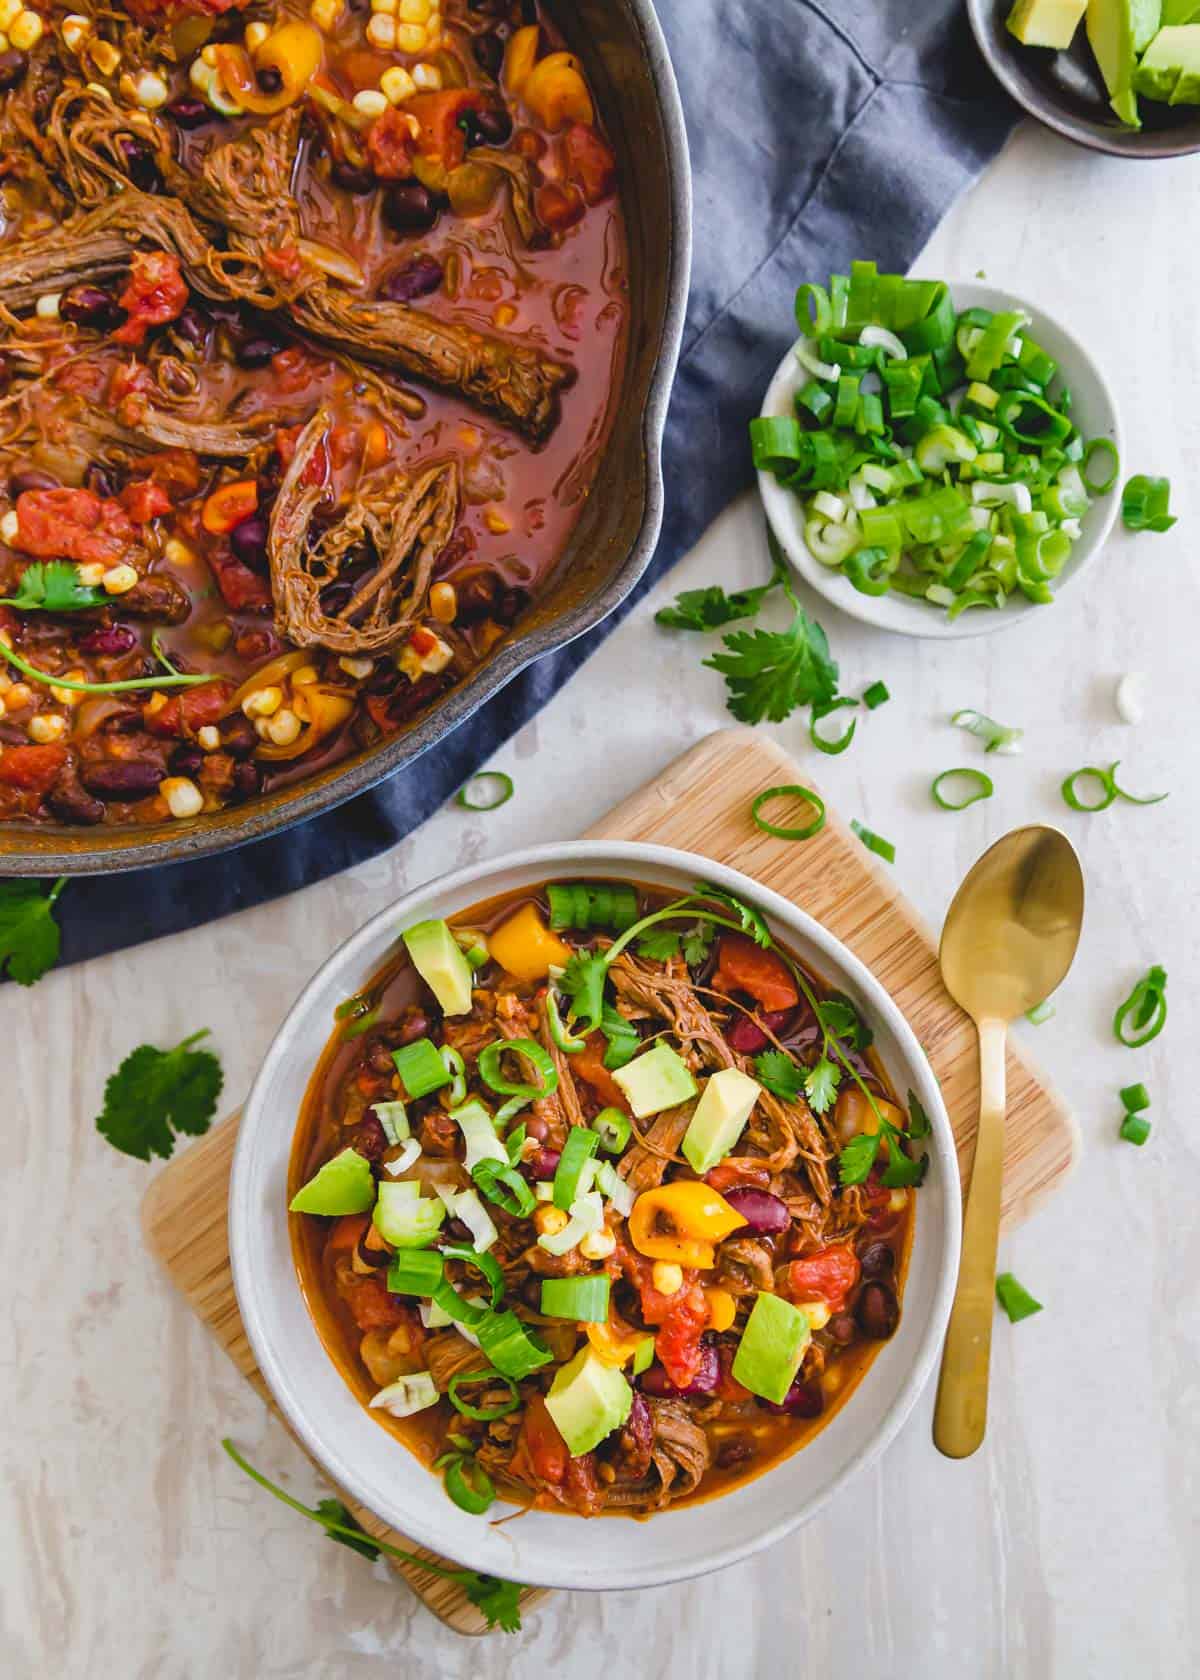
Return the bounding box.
[230,840,960,1591]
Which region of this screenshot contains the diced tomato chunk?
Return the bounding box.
[0,743,69,793]
[711,932,799,1013]
[572,1032,629,1112]
[535,181,585,234]
[654,1283,710,1390]
[207,553,272,613]
[142,679,234,739]
[119,480,172,524]
[510,1393,569,1486]
[563,123,616,204]
[366,106,417,180]
[406,90,483,171]
[113,252,188,347]
[782,1244,861,1313]
[14,488,135,567]
[343,1275,409,1331]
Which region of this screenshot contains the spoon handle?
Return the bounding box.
[933,1016,1007,1459]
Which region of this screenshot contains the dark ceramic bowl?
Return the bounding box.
[969,0,1200,156]
[0,0,691,877]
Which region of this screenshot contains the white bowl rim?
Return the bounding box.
[230,839,961,1591]
[757,278,1124,641]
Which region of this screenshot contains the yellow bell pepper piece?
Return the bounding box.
[586,1318,649,1368]
[704,1285,737,1334]
[628,1181,744,1269]
[488,902,574,984]
[502,23,540,95]
[521,51,595,131]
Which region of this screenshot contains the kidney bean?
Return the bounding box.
[9,468,59,497]
[763,1378,824,1418]
[165,96,213,129]
[170,745,205,778]
[522,1111,550,1144]
[83,462,121,500]
[827,1312,857,1346]
[494,584,529,626]
[723,1186,790,1236]
[331,160,376,195]
[119,136,160,192]
[639,1341,719,1398]
[231,761,262,800]
[235,334,282,369]
[855,1279,900,1340]
[382,182,440,236]
[378,255,444,303]
[527,1146,560,1181]
[858,1241,895,1280]
[80,759,165,800]
[396,1008,431,1046]
[219,714,258,760]
[353,1113,388,1163]
[725,1006,795,1055]
[234,627,280,662]
[449,569,498,626]
[0,50,28,93]
[77,625,138,658]
[229,513,270,572]
[60,285,119,330]
[715,1438,755,1469]
[45,769,105,827]
[173,305,210,346]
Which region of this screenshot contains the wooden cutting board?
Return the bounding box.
[140,727,1078,1636]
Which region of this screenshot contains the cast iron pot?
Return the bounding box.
[0,0,691,876]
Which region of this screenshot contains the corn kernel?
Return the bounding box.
[411,60,442,89]
[493,302,517,329]
[161,776,204,819]
[87,37,120,76]
[395,22,428,52]
[352,89,388,119]
[0,0,22,31]
[365,13,395,47]
[0,509,18,543]
[244,19,270,51]
[338,655,374,679]
[310,0,341,29]
[265,706,302,746]
[9,9,43,51]
[380,64,415,103]
[398,0,431,19]
[61,14,90,52]
[200,43,218,65]
[0,697,6,719]
[102,564,139,595]
[242,685,282,719]
[651,1261,683,1297]
[5,683,32,709]
[162,539,197,567]
[51,671,85,707]
[887,1187,908,1213]
[75,562,105,586]
[804,1299,832,1331]
[134,71,169,110]
[35,293,61,320]
[291,665,320,688]
[370,0,397,12]
[579,1228,616,1261]
[823,1366,843,1394]
[197,724,220,751]
[484,508,511,534]
[428,581,457,623]
[28,712,66,744]
[143,691,167,716]
[704,1286,737,1333]
[533,1204,569,1237]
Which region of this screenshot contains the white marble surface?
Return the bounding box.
[4,121,1198,1678]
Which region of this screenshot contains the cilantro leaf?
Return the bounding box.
[705,595,839,724]
[693,882,772,948]
[600,1003,640,1070]
[816,1000,858,1043]
[880,1147,928,1189]
[681,920,715,967]
[753,1049,805,1102]
[463,1572,523,1634]
[0,561,106,613]
[837,1130,881,1185]
[0,877,66,986]
[559,950,607,1036]
[95,1029,223,1161]
[906,1090,932,1138]
[655,575,781,633]
[803,1057,840,1115]
[635,926,682,961]
[315,1499,381,1561]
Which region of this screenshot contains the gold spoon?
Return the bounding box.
[932,825,1084,1459]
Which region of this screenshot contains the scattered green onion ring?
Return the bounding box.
[950,708,1023,755]
[1119,1082,1150,1113]
[477,1037,558,1100]
[442,1454,495,1515]
[809,699,858,756]
[1118,1113,1151,1147]
[750,784,826,841]
[1120,474,1175,534]
[591,1106,632,1153]
[1113,965,1167,1048]
[1081,438,1120,495]
[862,681,890,710]
[455,772,514,813]
[795,282,832,338]
[851,818,895,863]
[471,1158,536,1217]
[1025,1000,1055,1025]
[440,1243,505,1311]
[931,768,994,810]
[1061,761,1167,813]
[446,1368,521,1422]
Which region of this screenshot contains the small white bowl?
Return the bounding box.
[758,281,1123,640]
[230,842,960,1591]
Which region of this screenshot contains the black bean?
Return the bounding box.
[382,182,440,236]
[229,513,270,572]
[231,760,261,800]
[827,1312,857,1346]
[220,714,258,760]
[164,96,213,130]
[855,1280,900,1340]
[119,136,160,193]
[462,105,513,148]
[61,285,120,330]
[169,746,205,778]
[472,33,504,77]
[45,775,105,827]
[331,160,376,195]
[235,334,282,369]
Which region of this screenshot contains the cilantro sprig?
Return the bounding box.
[704,567,839,724]
[836,1088,932,1189]
[0,876,67,985]
[655,572,782,633]
[222,1440,524,1633]
[0,561,106,613]
[95,1029,223,1160]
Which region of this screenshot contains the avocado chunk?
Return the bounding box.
[1134,23,1200,99]
[402,918,474,1017]
[372,1179,445,1248]
[681,1067,762,1174]
[544,1346,633,1457]
[1087,0,1142,125]
[289,1146,377,1216]
[731,1293,812,1404]
[1006,0,1088,48]
[612,1042,698,1119]
[1131,0,1163,49]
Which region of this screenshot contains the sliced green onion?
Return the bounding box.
[750,784,826,841]
[392,1038,451,1099]
[843,544,897,597]
[477,1037,558,1101]
[386,1249,444,1297]
[471,1158,536,1217]
[950,708,1023,755]
[1119,1082,1150,1113]
[995,1272,1043,1323]
[546,882,639,932]
[1025,1000,1055,1025]
[335,992,372,1021]
[475,1309,553,1380]
[594,1159,635,1216]
[851,818,895,863]
[862,681,890,709]
[552,1126,600,1212]
[1061,761,1167,813]
[539,1275,611,1324]
[1121,474,1175,534]
[931,768,993,810]
[545,985,586,1054]
[809,698,858,756]
[440,1045,467,1106]
[794,281,832,338]
[446,1368,521,1421]
[504,1123,527,1165]
[443,1455,495,1515]
[1081,438,1120,495]
[342,1008,380,1040]
[591,1106,631,1154]
[441,1243,505,1310]
[631,1337,655,1377]
[455,772,513,812]
[1113,965,1167,1048]
[374,1100,410,1146]
[1118,1113,1152,1147]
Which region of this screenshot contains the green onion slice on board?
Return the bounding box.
[750,784,826,841]
[455,772,514,812]
[931,768,994,810]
